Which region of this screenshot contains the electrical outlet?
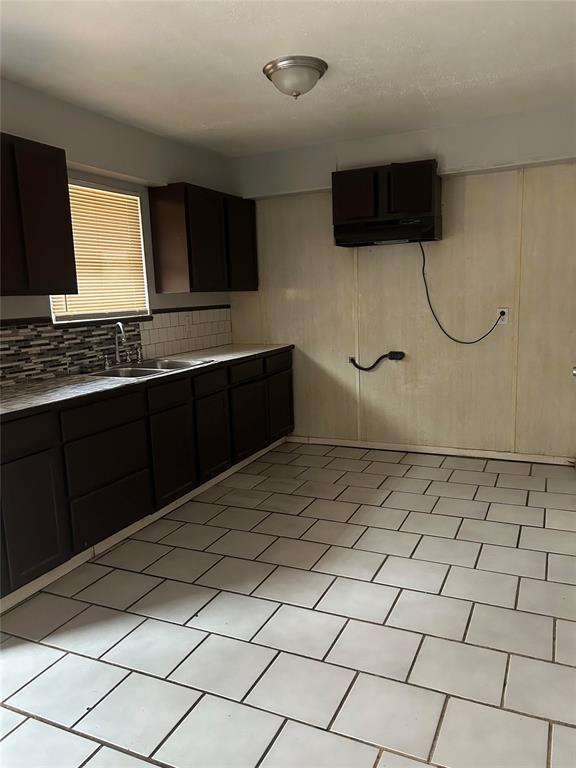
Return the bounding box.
[497,307,509,325]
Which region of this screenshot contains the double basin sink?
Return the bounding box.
[91,358,215,378]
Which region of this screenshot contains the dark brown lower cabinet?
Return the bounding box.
[65,420,149,498]
[230,380,269,462]
[195,391,232,481]
[1,448,71,589]
[0,348,294,597]
[70,469,154,552]
[268,370,294,441]
[1,528,10,597]
[150,404,197,507]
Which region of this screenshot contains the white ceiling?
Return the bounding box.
[1,1,574,157]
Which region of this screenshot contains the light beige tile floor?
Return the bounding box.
[1,441,575,767]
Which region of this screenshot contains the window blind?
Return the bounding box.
[51,184,149,322]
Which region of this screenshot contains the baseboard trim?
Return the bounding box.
[286,435,575,467]
[0,437,285,614]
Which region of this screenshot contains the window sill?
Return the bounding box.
[52,314,153,328]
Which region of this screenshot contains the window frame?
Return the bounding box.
[50,175,152,326]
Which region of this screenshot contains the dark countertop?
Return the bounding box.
[0,343,293,418]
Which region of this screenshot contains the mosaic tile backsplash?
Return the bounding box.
[0,307,232,386]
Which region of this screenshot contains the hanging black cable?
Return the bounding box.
[419,241,504,344]
[349,350,405,371]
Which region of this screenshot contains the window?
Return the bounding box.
[51,183,149,323]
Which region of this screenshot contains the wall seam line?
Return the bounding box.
[512,168,526,453]
[354,246,361,441]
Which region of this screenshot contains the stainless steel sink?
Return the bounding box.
[90,367,166,378]
[138,359,215,369]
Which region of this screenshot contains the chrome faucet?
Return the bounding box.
[114,321,127,365]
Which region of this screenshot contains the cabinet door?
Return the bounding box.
[186,185,228,291]
[1,134,28,293]
[148,183,190,293]
[389,160,436,215]
[226,196,258,290]
[332,168,379,224]
[1,448,71,590]
[268,371,294,441]
[1,522,11,597]
[150,404,197,508]
[230,380,269,462]
[0,133,77,296]
[195,391,231,481]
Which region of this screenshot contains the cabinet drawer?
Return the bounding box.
[147,378,191,413]
[265,351,292,375]
[1,411,59,463]
[193,368,227,397]
[70,469,154,552]
[229,358,264,384]
[61,391,145,441]
[65,420,149,497]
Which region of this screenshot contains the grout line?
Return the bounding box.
[427,695,449,763]
[0,649,72,704]
[240,650,281,704]
[321,618,350,663]
[71,667,132,729]
[472,544,484,569]
[247,598,283,643]
[253,718,288,768]
[311,574,338,610]
[404,632,426,684]
[327,670,359,731]
[163,630,212,681]
[45,563,117,600]
[546,720,553,768]
[77,744,104,768]
[149,691,206,760]
[499,653,511,707]
[2,707,173,768]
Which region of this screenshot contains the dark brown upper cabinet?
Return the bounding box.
[332,159,438,224]
[1,132,78,296]
[149,182,258,293]
[332,167,380,223]
[225,196,258,290]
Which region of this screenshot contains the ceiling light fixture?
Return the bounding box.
[263,55,328,100]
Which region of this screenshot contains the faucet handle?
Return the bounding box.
[136,347,143,363]
[102,354,112,370]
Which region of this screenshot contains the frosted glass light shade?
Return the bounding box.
[263,56,328,99]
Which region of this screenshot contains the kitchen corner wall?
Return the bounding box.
[231,162,576,460]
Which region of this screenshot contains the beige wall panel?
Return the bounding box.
[232,192,358,439]
[516,164,576,457]
[230,291,264,343]
[358,171,521,451]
